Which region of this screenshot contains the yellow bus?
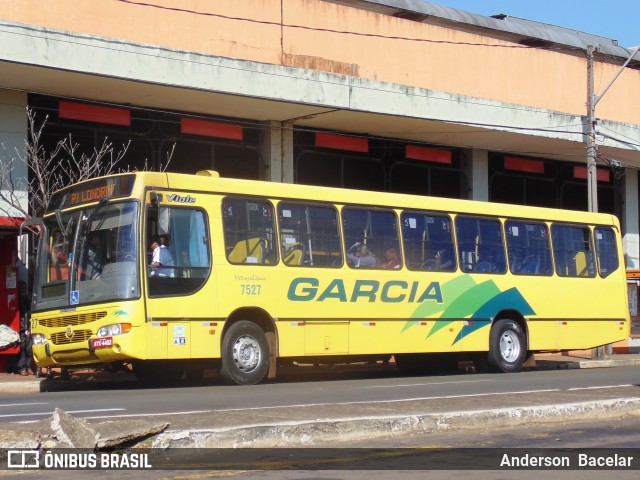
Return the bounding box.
[28,170,629,385]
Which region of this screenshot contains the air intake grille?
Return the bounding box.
[50,329,93,345]
[40,312,107,328]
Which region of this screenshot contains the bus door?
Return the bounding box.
[144,193,214,360]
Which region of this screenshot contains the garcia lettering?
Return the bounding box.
[287,277,443,303]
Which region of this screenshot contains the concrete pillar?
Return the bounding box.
[623,168,639,269]
[0,90,28,215]
[0,90,29,281]
[464,148,489,201]
[261,121,294,184]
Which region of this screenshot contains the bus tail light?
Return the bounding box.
[97,323,132,337]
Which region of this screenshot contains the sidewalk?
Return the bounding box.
[530,350,640,369]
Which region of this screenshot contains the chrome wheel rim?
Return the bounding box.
[232,334,261,373]
[499,330,521,363]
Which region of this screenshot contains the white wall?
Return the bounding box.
[624,169,640,269]
[0,89,28,216]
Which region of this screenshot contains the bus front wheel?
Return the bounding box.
[488,319,526,373]
[219,321,269,385]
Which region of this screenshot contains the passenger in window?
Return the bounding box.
[476,247,497,272]
[150,236,174,270]
[435,249,453,270]
[81,232,104,280]
[50,247,69,281]
[347,242,378,268]
[509,247,524,273]
[381,247,401,269]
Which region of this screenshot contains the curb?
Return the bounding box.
[152,397,640,448]
[574,358,640,368]
[531,358,640,370]
[0,380,42,394]
[0,376,136,394]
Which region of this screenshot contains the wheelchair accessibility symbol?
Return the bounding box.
[70,290,79,305]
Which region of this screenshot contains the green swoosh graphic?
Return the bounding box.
[410,274,478,318]
[402,275,536,345]
[403,275,476,332]
[427,280,500,338]
[441,280,501,318]
[473,287,536,319]
[451,288,536,345]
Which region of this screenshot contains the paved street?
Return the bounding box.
[0,355,639,448]
[1,355,639,478]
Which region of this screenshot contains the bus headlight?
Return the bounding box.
[97,323,131,337]
[32,334,48,345]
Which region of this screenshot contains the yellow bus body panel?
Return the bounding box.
[31,171,631,367]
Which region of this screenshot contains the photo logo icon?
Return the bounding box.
[7,450,40,469]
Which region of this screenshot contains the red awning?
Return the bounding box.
[0,217,25,229]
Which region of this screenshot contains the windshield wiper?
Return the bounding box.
[81,198,109,236]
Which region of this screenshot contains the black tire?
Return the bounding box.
[487,319,526,373]
[133,360,184,387]
[219,321,269,385]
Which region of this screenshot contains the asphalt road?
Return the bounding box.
[2,365,640,479]
[0,363,639,426]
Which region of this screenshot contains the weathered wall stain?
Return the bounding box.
[283,53,359,77]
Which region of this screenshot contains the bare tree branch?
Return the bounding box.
[160,143,176,172]
[0,108,133,219]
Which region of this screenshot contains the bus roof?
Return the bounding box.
[50,170,619,226]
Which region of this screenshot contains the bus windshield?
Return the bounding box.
[34,201,140,311]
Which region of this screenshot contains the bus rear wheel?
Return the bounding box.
[219,321,269,385]
[488,319,526,373]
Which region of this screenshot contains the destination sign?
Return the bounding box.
[48,174,136,211]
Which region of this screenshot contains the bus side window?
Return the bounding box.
[342,207,401,270]
[595,227,619,278]
[401,212,455,272]
[147,206,211,296]
[277,203,342,267]
[506,221,551,276]
[223,197,278,265]
[552,224,596,278]
[456,216,506,274]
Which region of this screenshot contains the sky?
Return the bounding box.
[433,1,639,48]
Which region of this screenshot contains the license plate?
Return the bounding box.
[91,337,113,349]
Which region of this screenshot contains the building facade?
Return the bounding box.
[0,0,639,264]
